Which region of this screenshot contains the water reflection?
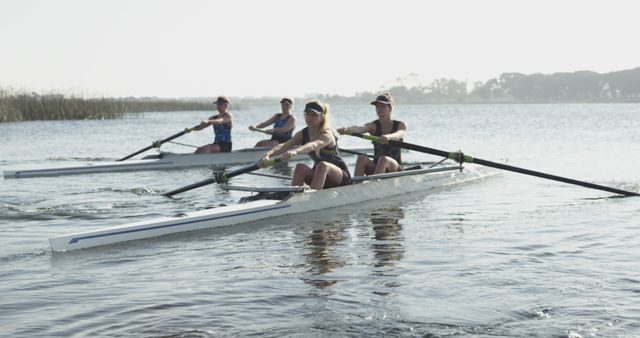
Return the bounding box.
[370,207,405,270]
[301,221,345,289]
[269,161,294,178]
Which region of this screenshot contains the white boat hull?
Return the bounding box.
[3,147,371,179]
[49,165,487,251]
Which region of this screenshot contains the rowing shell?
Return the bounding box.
[3,147,371,179]
[49,164,488,251]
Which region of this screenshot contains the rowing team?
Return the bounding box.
[193,93,407,191]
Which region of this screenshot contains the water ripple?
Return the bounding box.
[3,106,640,337]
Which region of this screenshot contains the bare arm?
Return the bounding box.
[337,121,376,135]
[194,114,232,130]
[286,129,333,158]
[250,114,278,130]
[261,130,303,160]
[220,113,233,128]
[192,115,213,131]
[379,121,407,144]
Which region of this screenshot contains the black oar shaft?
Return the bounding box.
[163,177,216,197]
[163,158,282,197]
[162,165,258,197]
[217,158,282,182]
[349,132,638,197]
[219,163,260,182]
[471,157,639,197]
[118,124,199,161]
[338,148,374,158]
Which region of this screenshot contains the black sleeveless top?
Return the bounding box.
[372,120,402,165]
[301,128,351,175]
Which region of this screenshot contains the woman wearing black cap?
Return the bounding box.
[193,96,233,153]
[258,100,351,190]
[337,92,407,176]
[249,97,296,148]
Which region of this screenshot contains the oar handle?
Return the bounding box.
[347,132,378,142]
[250,127,271,135]
[118,124,200,161]
[347,132,443,156]
[348,132,472,162]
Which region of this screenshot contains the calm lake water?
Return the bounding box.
[1,104,640,337]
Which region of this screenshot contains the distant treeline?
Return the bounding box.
[0,89,211,122]
[3,66,639,122]
[313,67,640,104]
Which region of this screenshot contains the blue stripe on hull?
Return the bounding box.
[68,203,291,245]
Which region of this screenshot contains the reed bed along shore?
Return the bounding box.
[0,89,211,122]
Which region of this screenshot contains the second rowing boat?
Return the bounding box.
[3,147,371,179]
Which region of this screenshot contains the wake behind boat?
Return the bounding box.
[3,147,372,179]
[49,163,490,251]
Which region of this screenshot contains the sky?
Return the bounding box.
[1,0,639,98]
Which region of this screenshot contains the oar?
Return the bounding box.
[338,147,374,159]
[118,124,201,161]
[253,127,373,158]
[346,132,639,197]
[250,127,271,135]
[247,172,292,180]
[163,158,282,197]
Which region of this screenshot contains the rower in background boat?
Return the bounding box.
[258,100,351,190]
[249,97,296,148]
[337,92,407,176]
[193,96,233,154]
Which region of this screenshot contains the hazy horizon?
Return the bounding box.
[2,0,639,98]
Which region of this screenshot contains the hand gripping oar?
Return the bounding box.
[250,127,271,135]
[163,158,282,197]
[346,132,639,197]
[118,124,200,161]
[252,127,372,158]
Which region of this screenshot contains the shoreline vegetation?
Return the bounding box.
[0,88,212,122]
[2,67,639,122]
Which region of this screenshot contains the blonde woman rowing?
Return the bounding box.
[258,100,350,190]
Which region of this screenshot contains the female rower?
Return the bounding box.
[193,96,233,153]
[337,92,406,176]
[249,97,296,147]
[258,100,351,190]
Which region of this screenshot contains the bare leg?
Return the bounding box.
[354,155,375,176]
[292,163,314,186]
[311,161,345,190]
[254,140,279,148]
[194,144,221,154]
[373,156,399,174]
